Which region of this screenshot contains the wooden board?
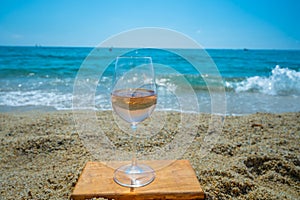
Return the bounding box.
[71,160,204,200]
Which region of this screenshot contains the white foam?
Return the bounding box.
[0,90,73,110]
[227,65,300,96]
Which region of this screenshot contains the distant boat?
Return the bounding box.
[243,48,249,51]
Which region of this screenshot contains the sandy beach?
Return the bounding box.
[0,111,299,199]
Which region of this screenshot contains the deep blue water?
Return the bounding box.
[0,46,300,114]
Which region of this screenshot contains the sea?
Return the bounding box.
[0,46,300,115]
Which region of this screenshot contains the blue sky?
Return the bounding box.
[0,0,299,49]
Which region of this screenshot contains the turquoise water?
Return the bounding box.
[0,46,300,114]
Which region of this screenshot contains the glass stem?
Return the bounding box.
[131,123,137,167]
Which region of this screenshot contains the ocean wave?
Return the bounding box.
[0,91,73,110]
[0,90,113,111]
[226,65,300,96]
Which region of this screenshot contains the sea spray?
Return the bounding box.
[226,65,300,96]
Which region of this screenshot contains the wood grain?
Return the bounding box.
[71,160,204,200]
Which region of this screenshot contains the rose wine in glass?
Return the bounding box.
[111,56,157,187]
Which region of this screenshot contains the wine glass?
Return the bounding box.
[111,56,157,187]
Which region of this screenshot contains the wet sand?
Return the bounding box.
[0,111,299,199]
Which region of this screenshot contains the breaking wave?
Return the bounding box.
[226,65,300,96]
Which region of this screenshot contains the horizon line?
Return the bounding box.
[0,44,300,51]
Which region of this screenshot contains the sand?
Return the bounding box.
[0,111,299,200]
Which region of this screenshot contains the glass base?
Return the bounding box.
[113,164,155,188]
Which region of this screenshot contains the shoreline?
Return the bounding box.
[1,105,299,116]
[0,111,299,199]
